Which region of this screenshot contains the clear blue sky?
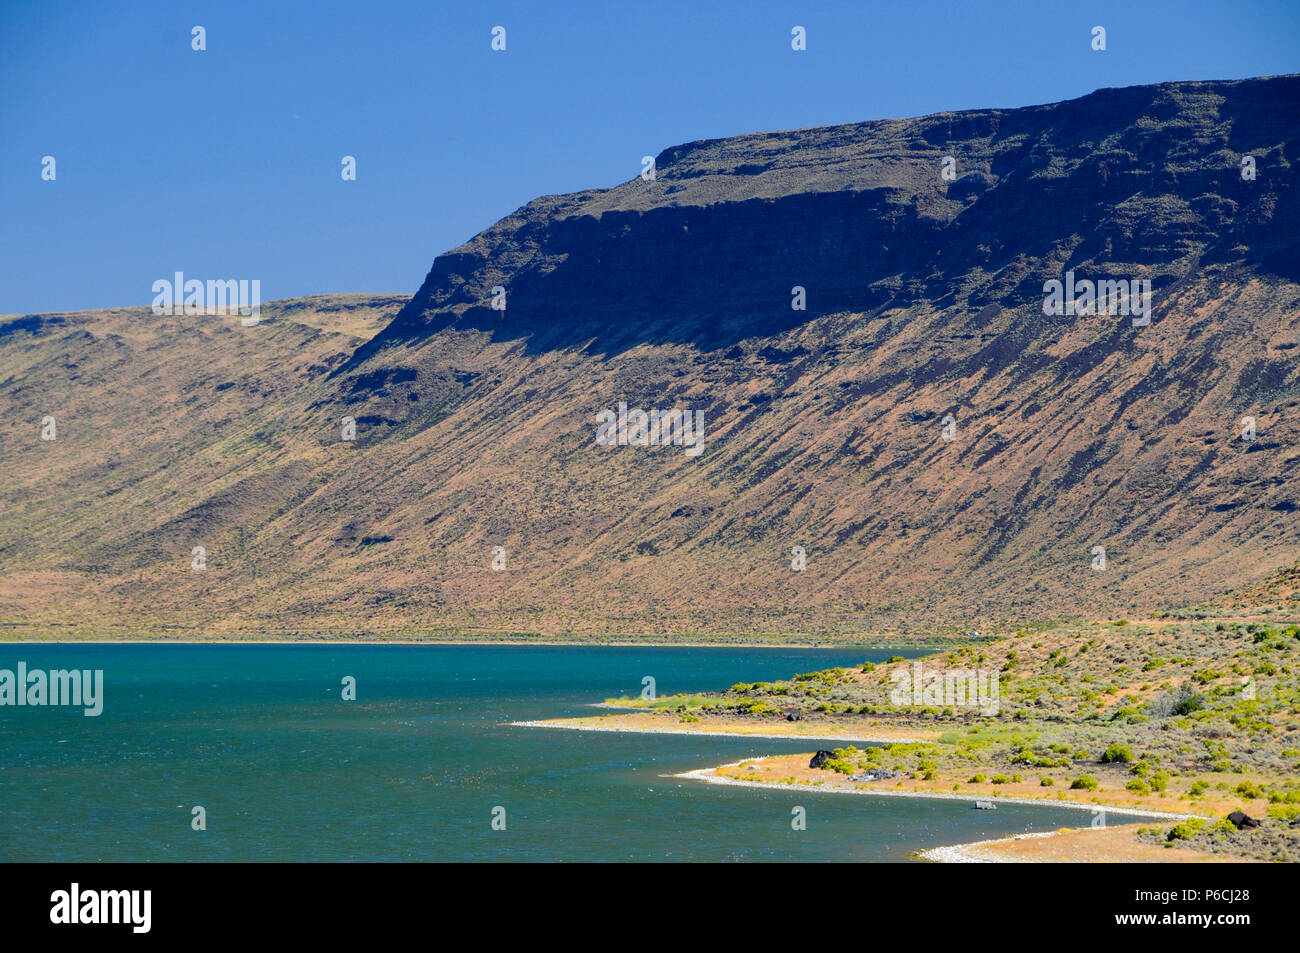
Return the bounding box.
[2,0,1297,314]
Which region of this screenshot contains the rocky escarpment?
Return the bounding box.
[349,75,1299,370]
[2,78,1298,638]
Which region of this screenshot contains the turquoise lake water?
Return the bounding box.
[0,644,1095,862]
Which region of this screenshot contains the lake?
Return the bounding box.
[0,644,1092,861]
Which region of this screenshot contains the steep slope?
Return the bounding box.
[0,296,407,634]
[2,76,1298,639]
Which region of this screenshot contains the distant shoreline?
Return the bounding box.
[0,638,938,650]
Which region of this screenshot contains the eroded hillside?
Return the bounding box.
[1,76,1298,638]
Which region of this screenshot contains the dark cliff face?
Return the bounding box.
[349,75,1300,368]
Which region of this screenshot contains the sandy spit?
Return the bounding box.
[509,720,929,743]
[674,759,1202,821]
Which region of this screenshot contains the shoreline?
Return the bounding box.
[912,827,1252,864]
[0,638,934,649]
[916,831,1059,863]
[510,719,933,744]
[674,758,1203,821]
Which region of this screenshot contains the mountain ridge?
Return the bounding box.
[2,75,1298,639]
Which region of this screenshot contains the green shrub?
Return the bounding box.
[968,773,987,783]
[1040,777,1054,786]
[1101,743,1134,763]
[1071,776,1099,791]
[1174,692,1204,715]
[820,758,855,775]
[1167,819,1207,841]
[1267,803,1300,822]
[1126,779,1151,795]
